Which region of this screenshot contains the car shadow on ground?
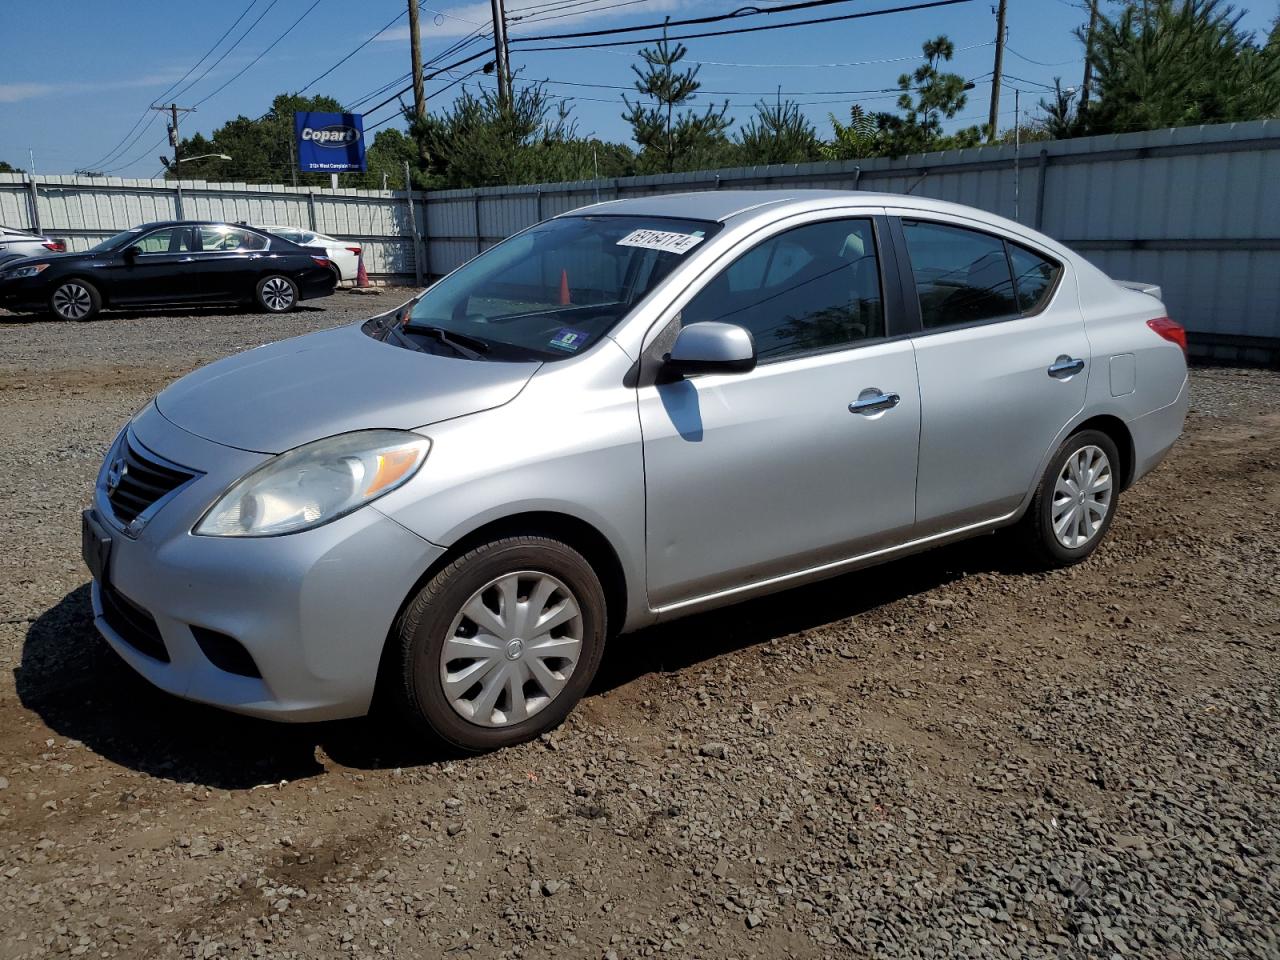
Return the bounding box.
[17,535,1023,789]
[0,304,327,325]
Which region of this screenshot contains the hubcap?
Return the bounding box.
[1051,444,1113,549]
[53,283,91,320]
[262,277,294,310]
[440,571,583,728]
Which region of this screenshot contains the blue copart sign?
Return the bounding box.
[295,112,366,173]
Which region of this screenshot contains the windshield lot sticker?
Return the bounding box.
[617,229,705,254]
[549,328,589,352]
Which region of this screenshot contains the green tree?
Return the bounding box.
[1082,0,1280,134]
[885,36,984,153]
[735,98,823,165]
[173,93,348,186]
[622,25,732,172]
[409,81,635,189]
[822,104,896,160]
[0,160,17,174]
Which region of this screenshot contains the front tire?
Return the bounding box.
[255,274,298,313]
[50,279,101,321]
[390,536,607,753]
[1017,428,1121,568]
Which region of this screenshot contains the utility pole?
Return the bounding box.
[1079,0,1099,124]
[490,0,512,107]
[408,0,429,164]
[987,0,1007,143]
[152,103,196,169]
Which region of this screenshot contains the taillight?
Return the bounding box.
[42,240,66,252]
[1147,316,1187,354]
[346,246,361,256]
[311,256,332,268]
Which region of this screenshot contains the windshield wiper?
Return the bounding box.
[405,324,491,360]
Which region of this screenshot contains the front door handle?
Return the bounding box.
[849,388,901,415]
[1048,355,1085,378]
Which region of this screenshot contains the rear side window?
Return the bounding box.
[1008,243,1060,313]
[902,220,1017,329]
[681,218,885,363]
[199,226,269,252]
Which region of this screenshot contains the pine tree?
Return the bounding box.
[735,97,822,165]
[622,23,731,172]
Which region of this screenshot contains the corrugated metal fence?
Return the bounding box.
[4,120,1278,356]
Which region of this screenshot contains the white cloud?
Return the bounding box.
[378,0,685,41]
[0,71,198,104]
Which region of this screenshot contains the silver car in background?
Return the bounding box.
[82,190,1189,752]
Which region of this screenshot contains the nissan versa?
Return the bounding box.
[82,191,1188,751]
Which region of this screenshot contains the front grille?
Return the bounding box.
[107,434,194,525]
[100,580,170,663]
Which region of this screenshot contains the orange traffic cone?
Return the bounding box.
[355,250,371,288]
[558,268,571,305]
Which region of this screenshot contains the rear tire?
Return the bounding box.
[390,536,607,753]
[255,274,298,313]
[49,279,101,321]
[1017,428,1121,568]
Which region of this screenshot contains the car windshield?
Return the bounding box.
[403,215,720,361]
[90,228,144,252]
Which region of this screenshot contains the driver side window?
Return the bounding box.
[680,218,884,363]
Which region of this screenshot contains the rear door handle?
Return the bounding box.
[849,389,900,415]
[1048,356,1085,378]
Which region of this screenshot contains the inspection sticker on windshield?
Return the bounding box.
[549,327,589,352]
[617,229,705,255]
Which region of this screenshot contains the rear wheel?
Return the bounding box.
[255,274,298,313]
[50,279,101,321]
[1017,428,1121,567]
[390,536,607,752]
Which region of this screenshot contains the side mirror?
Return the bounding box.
[664,321,756,378]
[123,245,142,260]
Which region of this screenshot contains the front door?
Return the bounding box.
[108,226,199,303]
[638,216,920,611]
[890,214,1090,534]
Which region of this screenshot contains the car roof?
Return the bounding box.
[127,220,275,232]
[562,189,1012,226]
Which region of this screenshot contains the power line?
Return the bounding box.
[1005,45,1084,67]
[169,0,283,104]
[82,0,260,171]
[296,7,409,96]
[513,0,886,42]
[191,0,325,107]
[364,0,976,121]
[511,0,978,52]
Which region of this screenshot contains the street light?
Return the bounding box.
[159,153,232,168]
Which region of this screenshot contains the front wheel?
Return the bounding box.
[1016,428,1121,568]
[50,279,102,321]
[390,536,607,753]
[255,274,298,313]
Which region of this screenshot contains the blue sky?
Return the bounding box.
[1,0,1275,180]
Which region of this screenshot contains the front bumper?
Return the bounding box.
[0,275,47,311]
[86,404,444,721]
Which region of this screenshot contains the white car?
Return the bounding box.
[256,225,361,284]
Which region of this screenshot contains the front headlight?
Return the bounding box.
[194,430,430,537]
[8,263,50,279]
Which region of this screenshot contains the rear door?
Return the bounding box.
[194,225,271,300]
[888,211,1088,535]
[107,226,200,303]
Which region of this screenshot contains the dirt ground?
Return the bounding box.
[0,296,1277,959]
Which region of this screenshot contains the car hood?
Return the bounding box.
[155,323,540,453]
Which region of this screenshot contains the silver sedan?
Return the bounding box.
[82,190,1188,751]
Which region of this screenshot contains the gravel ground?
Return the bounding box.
[1,295,1278,960]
